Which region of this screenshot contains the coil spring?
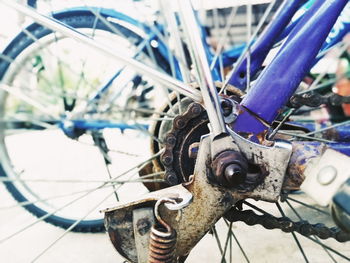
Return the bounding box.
[148,198,177,263]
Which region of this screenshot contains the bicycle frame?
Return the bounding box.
[2,1,350,260]
[1,0,350,151]
[234,0,348,133]
[227,0,350,89]
[67,0,350,137]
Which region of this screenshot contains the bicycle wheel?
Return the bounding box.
[0,1,349,262]
[0,7,171,232]
[104,1,350,262]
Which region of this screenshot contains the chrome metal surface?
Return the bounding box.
[301,149,350,206]
[317,166,337,186]
[160,0,191,84]
[1,0,202,102]
[177,0,227,137]
[228,128,293,201]
[104,136,239,260]
[133,208,155,263]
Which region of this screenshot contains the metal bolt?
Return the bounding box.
[317,166,337,185]
[166,172,179,185]
[161,154,173,166]
[166,134,176,146]
[175,117,186,129]
[191,104,202,116]
[224,163,246,186]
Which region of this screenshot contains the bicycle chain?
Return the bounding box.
[161,102,204,184]
[224,207,350,242]
[290,92,350,108]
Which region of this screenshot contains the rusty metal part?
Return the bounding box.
[220,98,240,123]
[159,136,237,257]
[103,185,192,263]
[148,225,177,263]
[143,82,244,188]
[224,207,350,242]
[283,142,327,191]
[133,208,155,263]
[104,136,239,261]
[160,84,245,185]
[139,92,188,191]
[148,199,177,263]
[212,150,248,188]
[227,129,293,201]
[161,102,207,184]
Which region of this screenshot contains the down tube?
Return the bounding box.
[232,0,349,140]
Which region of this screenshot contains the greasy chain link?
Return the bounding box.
[161,102,204,184]
[290,92,350,108]
[162,99,350,241]
[224,207,350,242]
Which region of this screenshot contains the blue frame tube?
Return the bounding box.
[232,0,348,140]
[227,0,306,89]
[223,0,350,88]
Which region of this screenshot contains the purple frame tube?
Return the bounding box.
[232,0,349,141]
[227,0,306,89]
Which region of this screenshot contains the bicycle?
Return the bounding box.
[0,0,350,262]
[0,0,287,233]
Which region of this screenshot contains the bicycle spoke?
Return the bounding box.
[0,83,58,119]
[31,189,115,262]
[0,186,102,244]
[306,236,350,261]
[0,176,165,184]
[212,226,227,263]
[303,119,350,137]
[220,220,232,263]
[278,131,335,143]
[299,40,350,93]
[0,146,164,243]
[210,7,238,71]
[1,115,57,130]
[285,200,338,263]
[223,219,250,263]
[221,0,277,92]
[287,197,330,216]
[246,3,252,91]
[0,53,58,90]
[0,172,164,211]
[21,27,96,93]
[268,108,295,140]
[275,202,309,263]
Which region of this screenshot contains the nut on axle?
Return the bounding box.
[212,151,248,188]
